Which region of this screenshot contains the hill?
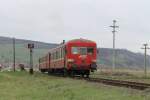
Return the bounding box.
[0,36,58,67]
[0,36,148,69]
[0,36,58,49]
[98,48,149,69]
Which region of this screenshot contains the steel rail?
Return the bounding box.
[47,73,150,90]
[74,77,150,90]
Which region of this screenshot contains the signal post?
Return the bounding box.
[28,43,34,74]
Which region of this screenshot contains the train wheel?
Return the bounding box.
[48,69,52,75]
[81,74,85,78]
[63,68,67,77]
[48,71,50,75]
[40,69,45,73]
[71,70,75,77]
[86,70,90,78]
[86,74,89,78]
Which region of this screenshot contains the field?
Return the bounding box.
[0,71,150,100]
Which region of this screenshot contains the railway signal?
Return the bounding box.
[141,44,150,77]
[28,43,34,74]
[110,20,119,71]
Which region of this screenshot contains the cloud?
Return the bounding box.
[0,0,150,53]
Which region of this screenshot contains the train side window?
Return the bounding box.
[59,49,61,59]
[52,53,54,59]
[60,48,62,58]
[57,51,58,59]
[72,47,78,54]
[53,53,55,59]
[56,51,57,59]
[59,49,60,59]
[53,53,54,60]
[52,53,54,60]
[56,51,58,59]
[87,47,94,55]
[54,52,56,60]
[59,48,61,59]
[58,49,60,59]
[61,48,63,58]
[57,50,59,59]
[51,53,52,59]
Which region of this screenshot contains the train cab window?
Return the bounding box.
[72,47,78,54]
[87,47,94,55]
[80,47,87,55]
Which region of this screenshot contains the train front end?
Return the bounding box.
[66,39,97,77]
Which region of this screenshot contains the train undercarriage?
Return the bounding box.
[40,68,91,78]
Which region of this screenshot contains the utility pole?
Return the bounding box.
[110,20,119,71]
[28,43,34,74]
[13,38,15,72]
[141,44,149,77]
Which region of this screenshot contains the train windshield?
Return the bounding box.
[80,47,87,55]
[71,47,94,55]
[72,47,79,54]
[87,47,94,55]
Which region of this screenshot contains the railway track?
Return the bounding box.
[47,73,150,90]
[74,77,150,90]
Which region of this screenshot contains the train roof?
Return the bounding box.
[66,38,96,44]
[47,38,96,52]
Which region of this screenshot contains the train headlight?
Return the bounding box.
[92,59,97,63]
[67,59,74,62]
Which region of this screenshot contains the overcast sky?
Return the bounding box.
[0,0,150,53]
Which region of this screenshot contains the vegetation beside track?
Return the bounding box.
[0,71,150,100]
[91,69,150,83]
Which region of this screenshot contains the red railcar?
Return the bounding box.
[39,38,97,77]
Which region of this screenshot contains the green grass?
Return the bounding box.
[0,71,150,100]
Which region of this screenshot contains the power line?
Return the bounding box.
[141,44,150,77]
[110,20,119,71]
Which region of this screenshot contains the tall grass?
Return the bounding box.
[0,71,150,100]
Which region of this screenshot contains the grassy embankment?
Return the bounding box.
[0,71,150,100]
